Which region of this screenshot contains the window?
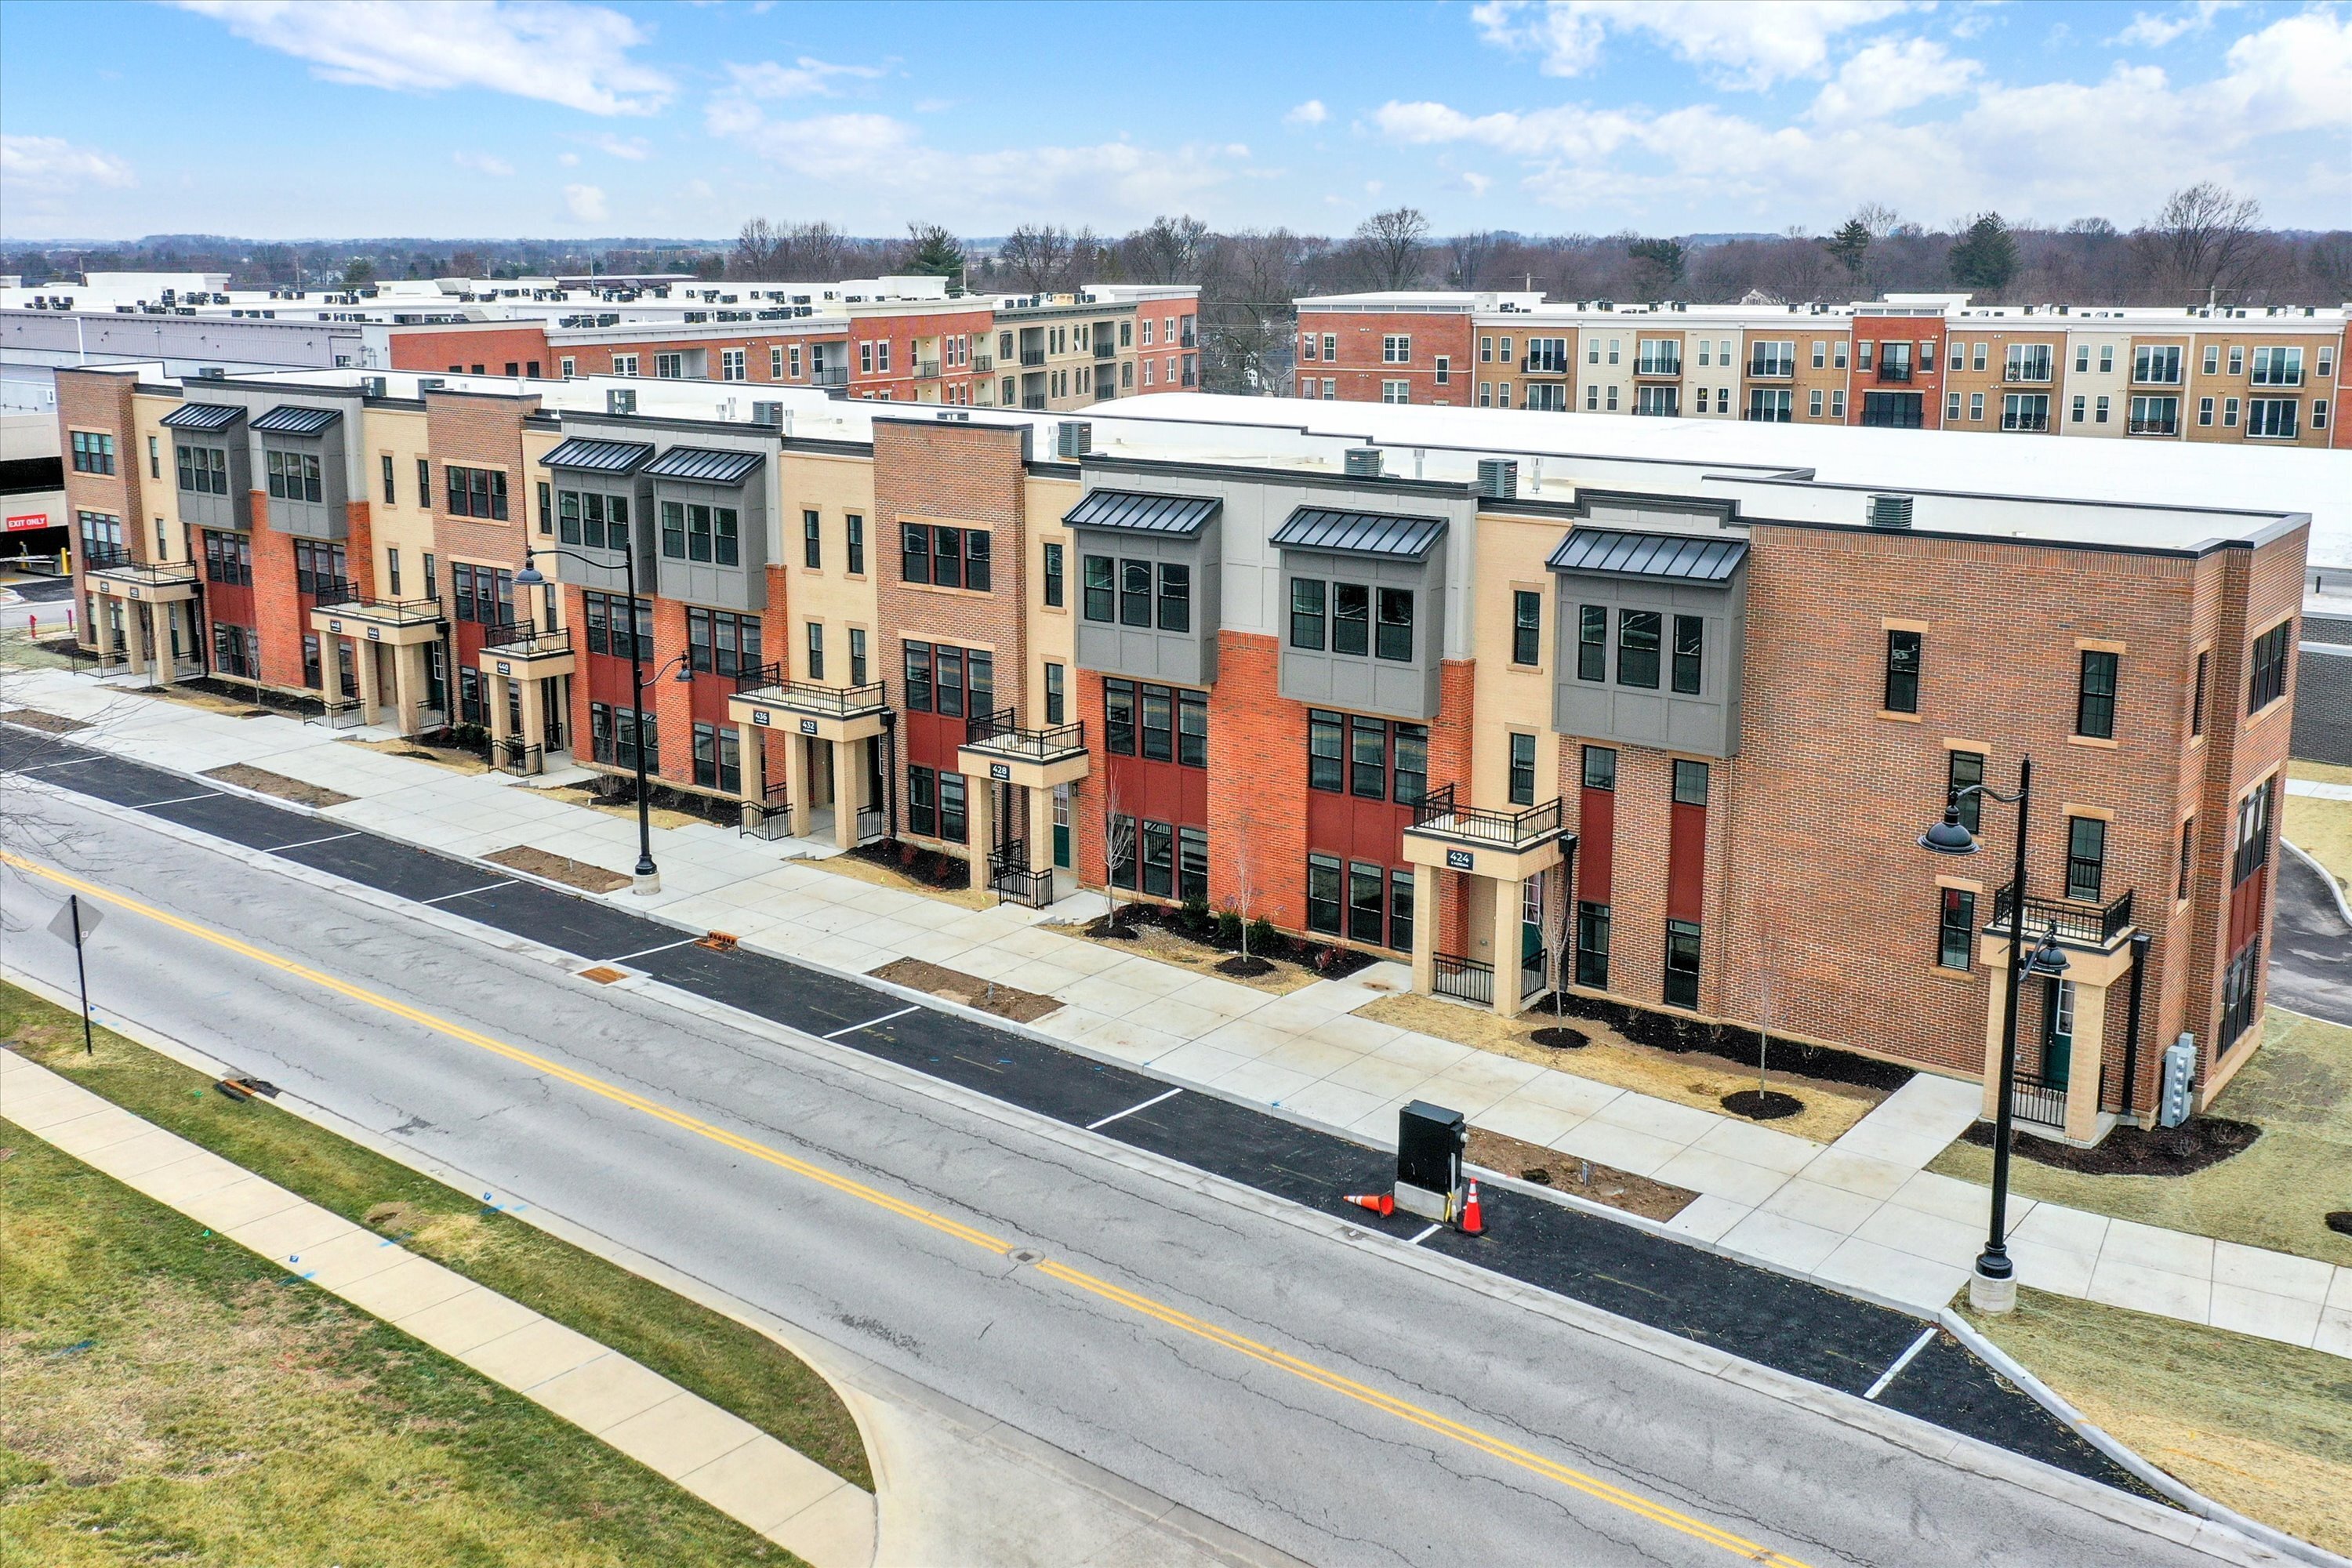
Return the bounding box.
[267,448,325,502]
[908,765,938,837]
[1290,578,1327,649]
[1944,390,1962,423]
[2076,650,2118,739]
[1348,862,1385,945]
[898,524,987,590]
[902,524,931,584]
[423,552,436,600]
[2134,345,2182,384]
[1884,630,1922,713]
[1937,888,1976,971]
[2005,343,2053,383]
[1391,722,1425,804]
[1617,609,1661,688]
[1582,746,1616,792]
[1812,390,1825,419]
[1141,684,1174,761]
[2191,649,2209,736]
[1044,541,1064,608]
[1382,334,1411,364]
[1083,554,1115,622]
[70,430,116,474]
[1351,715,1387,799]
[1748,340,1795,377]
[2223,396,2240,427]
[1180,827,1210,904]
[564,490,630,551]
[2179,818,2196,900]
[1635,385,1679,417]
[1044,662,1066,726]
[1330,583,1370,655]
[2070,396,2086,425]
[417,457,431,503]
[1308,710,1344,791]
[379,452,395,503]
[804,620,825,681]
[692,723,742,792]
[2317,400,2330,430]
[1746,389,1791,422]
[1663,920,1701,1008]
[536,480,551,535]
[2001,394,2049,432]
[2245,397,2298,439]
[2097,345,2112,374]
[1434,355,1450,386]
[201,532,253,586]
[2248,620,2292,711]
[1671,760,1709,808]
[655,352,683,379]
[444,464,507,519]
[295,539,351,599]
[1390,868,1416,953]
[804,510,822,568]
[2251,346,2303,387]
[2232,779,2274,887]
[2066,817,2107,902]
[387,548,401,597]
[720,348,746,382]
[1381,379,1410,405]
[846,514,864,574]
[448,560,513,625]
[1306,854,1343,935]
[1375,588,1414,661]
[938,771,967,844]
[1671,615,1702,695]
[176,445,228,495]
[1512,590,1541,666]
[1103,677,1134,753]
[1969,392,1984,422]
[848,626,868,686]
[1577,604,1606,681]
[2129,395,2179,435]
[1158,562,1192,632]
[1116,559,1152,626]
[936,647,965,717]
[1508,732,1537,806]
[1576,903,1610,988]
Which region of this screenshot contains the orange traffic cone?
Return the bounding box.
[1458,1181,1485,1235]
[1345,1192,1395,1218]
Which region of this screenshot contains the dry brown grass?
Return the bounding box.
[869,956,1062,1022]
[1465,1126,1694,1221]
[535,781,713,832]
[2289,759,2352,787]
[2283,791,2352,896]
[807,848,994,909]
[0,706,85,733]
[144,684,270,717]
[1358,991,1886,1145]
[485,844,630,893]
[338,735,490,775]
[201,763,356,808]
[1043,917,1322,996]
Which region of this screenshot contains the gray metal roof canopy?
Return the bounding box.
[159,402,242,431]
[1064,489,1222,536]
[1270,506,1450,561]
[542,436,655,473]
[643,447,765,484]
[1548,528,1748,582]
[249,404,343,435]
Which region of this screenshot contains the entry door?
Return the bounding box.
[541,677,564,749]
[1521,875,1546,986]
[424,644,447,710]
[2042,978,2074,1090]
[1052,784,1072,869]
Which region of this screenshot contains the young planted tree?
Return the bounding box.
[1099,781,1138,935]
[1221,838,1272,974]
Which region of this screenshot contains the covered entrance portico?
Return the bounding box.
[958,712,1090,906]
[85,559,202,686]
[1401,787,1573,1019]
[728,675,889,848]
[310,597,448,735]
[475,622,575,774]
[1977,884,2142,1145]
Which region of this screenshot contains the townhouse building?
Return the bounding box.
[1297,291,2349,450]
[59,369,2323,1149]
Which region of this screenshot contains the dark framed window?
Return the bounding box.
[804,509,822,568]
[303,633,324,691]
[936,647,964,718]
[445,464,508,519]
[2248,622,2291,713]
[1141,684,1174,760]
[1178,690,1208,768]
[1108,814,1138,889]
[904,641,933,711]
[849,627,867,686]
[938,771,967,844]
[1671,615,1703,695]
[1045,662,1066,726]
[1389,868,1415,952]
[902,524,931,584]
[1105,677,1136,754]
[535,480,551,535]
[268,448,325,502]
[1664,920,1701,1008]
[1376,589,1414,662]
[1306,853,1343,935]
[963,529,990,593]
[377,452,395,503]
[1350,715,1387,799]
[417,458,431,503]
[2231,780,2274,887]
[688,607,713,671]
[805,620,825,682]
[1617,609,1661,688]
[1512,590,1541,666]
[1332,583,1370,655]
[691,722,742,793]
[1120,559,1152,626]
[1178,826,1210,903]
[1508,732,1537,806]
[2178,818,2195,900]
[1577,605,1606,681]
[2190,649,2208,736]
[1141,820,1174,898]
[1290,579,1327,649]
[1308,710,1343,792]
[1080,555,1114,621]
[1575,902,1610,988]
[1582,746,1616,791]
[1884,630,1922,713]
[846,513,865,574]
[1671,759,1709,808]
[70,430,116,474]
[2076,650,2118,739]
[931,526,963,589]
[1158,562,1192,632]
[1348,862,1385,944]
[1044,541,1065,608]
[1937,888,1976,971]
[908,764,937,837]
[1391,722,1427,805]
[2066,816,2107,902]
[1947,750,1984,834]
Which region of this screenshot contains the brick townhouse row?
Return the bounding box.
[59,368,2312,1147]
[1296,291,2350,449]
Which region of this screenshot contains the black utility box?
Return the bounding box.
[1396,1100,1465,1221]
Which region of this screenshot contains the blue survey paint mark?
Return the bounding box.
[46,1339,94,1359]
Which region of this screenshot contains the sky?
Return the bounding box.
[2,0,2347,243]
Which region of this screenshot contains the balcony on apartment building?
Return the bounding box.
[1521,352,1569,375]
[964,709,1087,764]
[1181,326,1199,349]
[1093,339,1116,360]
[1633,352,1682,379]
[2002,359,2056,384]
[1745,354,1795,379]
[916,359,942,379]
[973,353,994,373]
[481,619,571,660]
[1988,882,2136,951]
[811,365,848,388]
[732,665,888,720]
[1875,358,1915,383]
[313,591,445,647]
[1402,784,1571,885]
[1020,348,1048,367]
[82,543,199,598]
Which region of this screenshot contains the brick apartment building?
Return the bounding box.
[59,368,2324,1147]
[1296,291,2350,449]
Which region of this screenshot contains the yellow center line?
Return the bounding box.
[5,848,1813,1567]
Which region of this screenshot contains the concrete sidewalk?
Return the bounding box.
[0,1047,877,1566]
[8,662,2349,1358]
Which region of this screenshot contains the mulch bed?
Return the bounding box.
[201,763,355,809]
[869,956,1062,1023]
[848,838,971,890]
[1087,901,1375,981]
[0,707,85,733]
[1217,955,1276,977]
[1528,1025,1588,1051]
[1960,1114,2263,1176]
[1466,1126,1693,1222]
[1534,989,1915,1093]
[485,844,630,895]
[1722,1088,1805,1121]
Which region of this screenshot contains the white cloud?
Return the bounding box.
[1284,99,1328,126]
[1,134,136,191]
[1463,171,1494,196]
[1470,0,1918,90]
[557,151,581,167]
[722,56,887,99]
[1809,38,1977,123]
[2111,2,2230,49]
[176,0,671,115]
[587,132,650,161]
[564,183,608,221]
[453,150,515,176]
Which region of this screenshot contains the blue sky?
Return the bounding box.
[2,1,2347,241]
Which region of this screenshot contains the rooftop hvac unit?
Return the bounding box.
[1344,446,1384,478]
[1475,458,1518,499]
[608,388,637,415]
[751,400,785,427]
[1867,493,1915,530]
[1057,420,1091,459]
[417,376,445,392]
[936,408,972,423]
[194,365,225,379]
[361,376,387,398]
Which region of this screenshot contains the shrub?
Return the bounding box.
[1247,916,1281,954]
[1213,910,1244,948]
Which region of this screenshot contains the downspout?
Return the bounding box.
[2119,930,2151,1122]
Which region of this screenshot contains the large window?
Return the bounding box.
[1617,610,1661,689]
[1577,605,1606,681]
[1746,389,1792,423]
[2250,346,2303,387]
[1947,750,1984,835]
[1884,630,1922,713]
[201,532,252,586]
[2249,620,2292,711]
[1290,579,1327,649]
[2245,397,2299,439]
[2075,650,2118,739]
[1083,554,1115,621]
[2001,394,2050,432]
[268,448,325,503]
[1306,854,1344,935]
[1937,888,1976,971]
[2133,345,2182,384]
[70,430,116,474]
[1575,903,1610,988]
[901,523,990,591]
[1671,615,1703,695]
[661,500,739,566]
[583,592,652,659]
[684,607,761,677]
[1308,710,1343,791]
[589,702,658,772]
[1512,590,1541,666]
[2232,779,2274,887]
[1508,732,1537,807]
[1663,920,1701,1008]
[1158,563,1193,631]
[691,722,742,793]
[1044,541,1065,608]
[444,463,506,518]
[559,489,630,550]
[449,561,511,625]
[2066,817,2107,902]
[2128,395,2179,435]
[1348,862,1385,945]
[176,444,228,495]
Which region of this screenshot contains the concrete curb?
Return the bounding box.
[2282,837,2352,928]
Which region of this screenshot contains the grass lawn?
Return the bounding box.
[0,1126,809,1567]
[1928,1009,2352,1269]
[1963,1288,2352,1558]
[1,979,871,1494]
[2285,760,2352,897]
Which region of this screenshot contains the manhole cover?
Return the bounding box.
[1009,1248,1042,1265]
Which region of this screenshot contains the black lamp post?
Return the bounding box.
[516,544,683,896]
[1920,754,2071,1313]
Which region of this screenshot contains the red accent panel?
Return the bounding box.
[1667,800,1707,922]
[1305,787,1410,866]
[583,651,637,706]
[687,671,731,725]
[904,708,962,771]
[2228,865,2267,952]
[1579,786,1615,904]
[1102,752,1207,828]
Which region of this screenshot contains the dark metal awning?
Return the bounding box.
[1063,489,1221,537]
[542,436,655,474]
[1547,528,1748,583]
[644,446,764,484]
[1270,506,1448,561]
[161,402,241,431]
[249,404,342,436]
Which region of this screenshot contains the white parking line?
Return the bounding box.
[1864,1326,1939,1402]
[13,756,101,773]
[1406,1223,1443,1246]
[822,1004,920,1040]
[132,793,222,810]
[602,936,699,964]
[1084,1087,1181,1131]
[267,832,361,851]
[420,880,518,905]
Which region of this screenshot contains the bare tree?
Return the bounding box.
[778,221,847,280]
[2135,183,2267,303]
[1221,835,1271,970]
[998,223,1076,294]
[1350,207,1431,291]
[1100,782,1138,932]
[1123,214,1210,283]
[730,218,784,279]
[1200,228,1306,394]
[1444,230,1502,290]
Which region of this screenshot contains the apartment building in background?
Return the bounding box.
[1295,291,2350,449]
[57,369,2328,1149]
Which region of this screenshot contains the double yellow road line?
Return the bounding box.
[4,848,1813,1568]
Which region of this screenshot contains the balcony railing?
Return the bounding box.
[1410,784,1564,850]
[2002,366,2053,384]
[1521,354,1568,375]
[1876,362,1914,383]
[1988,882,2135,947]
[1022,394,1049,410]
[991,864,1055,909]
[965,707,1086,760]
[325,594,445,626]
[2128,417,2178,436]
[492,737,543,777]
[1093,341,1115,359]
[1635,357,1682,379]
[83,550,198,590]
[482,620,570,658]
[734,664,888,718]
[811,365,848,388]
[916,360,941,379]
[1746,359,1795,379]
[2133,369,2183,386]
[740,780,792,840]
[1432,951,1494,1007]
[973,353,993,373]
[2001,412,2050,432]
[1019,349,1047,367]
[81,542,132,571]
[2008,1065,2067,1129]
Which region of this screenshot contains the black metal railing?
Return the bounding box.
[306,574,360,606]
[1746,359,1795,379]
[483,620,570,657]
[965,708,1086,760]
[1432,952,1494,1007]
[2128,418,2178,436]
[989,837,1029,875]
[2009,1067,2067,1129]
[1521,952,1549,1004]
[733,665,887,717]
[2001,412,2051,432]
[855,803,885,844]
[1410,784,1563,849]
[1635,357,1681,378]
[993,864,1054,908]
[1876,361,1914,383]
[492,737,543,776]
[85,553,200,588]
[81,542,132,571]
[1020,349,1047,367]
[2002,366,2054,384]
[1521,354,1568,374]
[973,354,994,373]
[811,365,848,388]
[740,781,792,840]
[1093,341,1115,359]
[916,360,941,379]
[1988,883,2135,946]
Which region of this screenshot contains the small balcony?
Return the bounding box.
[811,365,848,389]
[973,353,993,373]
[1876,361,1914,383]
[1521,354,1568,375]
[734,664,887,719]
[1181,328,1198,349]
[1746,359,1794,379]
[1020,348,1047,367]
[2001,412,2050,433]
[1987,882,2135,950]
[959,708,1090,789]
[2128,417,2178,436]
[2002,366,2053,384]
[1403,784,1570,880]
[313,593,445,647]
[82,546,200,601]
[1022,394,1049,410]
[1635,356,1682,379]
[916,359,941,379]
[1093,341,1116,360]
[478,619,575,677]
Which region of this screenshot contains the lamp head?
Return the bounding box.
[2025,926,2071,978]
[1919,800,1978,855]
[672,662,694,683]
[514,553,546,589]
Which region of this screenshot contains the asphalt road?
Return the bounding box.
[2273,847,2352,1028]
[0,787,2244,1568]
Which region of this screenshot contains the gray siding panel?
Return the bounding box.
[1069,517,1219,686]
[1276,546,1444,722]
[1552,568,1746,759]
